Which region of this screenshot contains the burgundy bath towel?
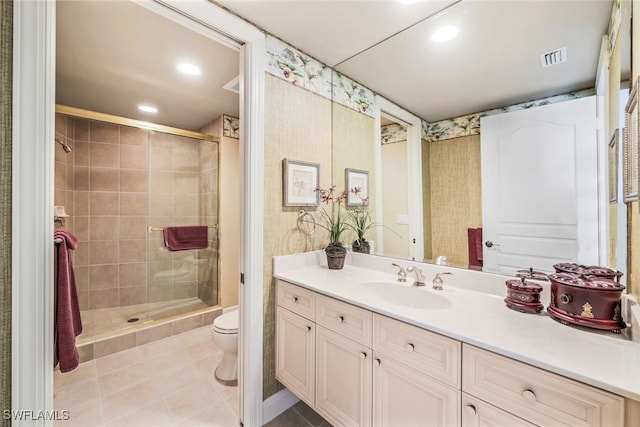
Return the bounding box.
[54,229,83,373]
[467,227,483,270]
[163,225,208,251]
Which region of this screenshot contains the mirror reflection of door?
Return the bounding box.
[380,115,409,259]
[481,96,599,276]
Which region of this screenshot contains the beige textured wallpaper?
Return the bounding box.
[332,103,376,246]
[263,74,332,398]
[428,135,482,267]
[1,0,11,420]
[629,0,640,299]
[421,139,433,261]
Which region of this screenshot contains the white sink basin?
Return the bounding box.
[359,282,452,310]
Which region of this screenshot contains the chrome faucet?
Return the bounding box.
[432,272,452,290]
[406,265,426,286]
[391,263,407,282]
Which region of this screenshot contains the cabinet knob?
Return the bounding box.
[375,358,381,366]
[522,389,537,403]
[465,405,477,416]
[293,296,298,303]
[360,352,367,360]
[405,343,415,352]
[306,326,311,332]
[338,315,345,323]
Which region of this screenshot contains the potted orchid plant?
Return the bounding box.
[315,186,349,269]
[345,187,374,254]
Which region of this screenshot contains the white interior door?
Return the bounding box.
[481,96,599,275]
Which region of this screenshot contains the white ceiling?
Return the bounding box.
[56,0,620,130]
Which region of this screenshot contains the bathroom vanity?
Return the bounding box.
[273,252,640,427]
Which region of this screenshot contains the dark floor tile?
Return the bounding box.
[265,407,312,427]
[292,401,329,427]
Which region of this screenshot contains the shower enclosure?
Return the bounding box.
[54,109,220,342]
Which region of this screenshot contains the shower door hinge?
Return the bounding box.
[240,273,245,284]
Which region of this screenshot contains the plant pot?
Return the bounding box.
[326,251,346,270]
[352,239,371,254]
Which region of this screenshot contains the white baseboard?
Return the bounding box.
[262,388,299,425]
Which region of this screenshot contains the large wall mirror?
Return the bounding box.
[331,0,630,280]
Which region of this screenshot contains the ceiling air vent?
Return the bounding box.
[539,47,567,68]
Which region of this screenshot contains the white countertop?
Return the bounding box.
[273,252,640,401]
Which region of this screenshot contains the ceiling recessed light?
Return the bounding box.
[177,63,202,76]
[138,105,158,113]
[432,25,459,43]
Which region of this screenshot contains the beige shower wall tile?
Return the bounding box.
[89,168,119,192]
[173,145,199,172]
[89,240,119,265]
[149,146,172,170]
[119,286,147,306]
[120,193,148,216]
[88,288,119,310]
[93,333,137,359]
[73,243,89,267]
[119,263,147,287]
[55,161,67,190]
[149,171,173,194]
[90,142,119,168]
[120,169,148,193]
[74,265,89,292]
[89,216,119,241]
[136,323,173,346]
[89,120,119,144]
[149,194,173,217]
[174,194,198,217]
[89,192,119,216]
[73,141,89,167]
[148,131,175,148]
[74,216,89,241]
[74,191,89,216]
[74,118,89,142]
[119,239,147,263]
[121,125,148,146]
[119,216,147,239]
[120,145,148,170]
[74,167,89,191]
[88,264,119,289]
[174,171,199,194]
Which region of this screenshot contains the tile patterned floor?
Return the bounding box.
[55,325,330,427]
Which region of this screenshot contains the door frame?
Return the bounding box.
[374,97,423,261]
[12,1,265,425]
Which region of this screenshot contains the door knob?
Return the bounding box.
[485,241,500,248]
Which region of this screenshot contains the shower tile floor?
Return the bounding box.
[55,324,329,427]
[79,297,208,339]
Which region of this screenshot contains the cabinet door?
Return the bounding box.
[276,307,315,406]
[462,393,534,427]
[316,326,372,427]
[372,353,460,427]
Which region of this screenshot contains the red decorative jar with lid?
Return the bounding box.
[504,277,544,313]
[552,263,623,283]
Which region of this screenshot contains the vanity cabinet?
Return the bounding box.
[276,279,628,427]
[462,344,624,427]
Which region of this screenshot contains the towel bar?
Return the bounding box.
[54,237,63,244]
[148,225,218,233]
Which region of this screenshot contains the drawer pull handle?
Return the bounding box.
[405,343,415,351]
[338,315,345,323]
[522,389,537,403]
[306,326,311,332]
[360,352,367,360]
[293,296,299,303]
[375,358,381,366]
[465,405,477,416]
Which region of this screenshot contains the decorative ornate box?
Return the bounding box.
[552,263,623,283]
[504,277,544,313]
[547,272,626,333]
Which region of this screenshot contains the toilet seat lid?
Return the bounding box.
[213,310,238,333]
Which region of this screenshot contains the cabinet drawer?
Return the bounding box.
[462,393,535,427]
[462,344,624,427]
[316,294,372,346]
[277,280,316,321]
[373,314,460,388]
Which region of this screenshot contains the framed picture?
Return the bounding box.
[345,168,369,206]
[624,77,639,202]
[282,159,320,207]
[608,129,619,204]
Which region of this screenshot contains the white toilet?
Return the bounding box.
[210,310,238,384]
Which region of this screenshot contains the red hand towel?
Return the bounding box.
[163,225,209,251]
[467,227,483,268]
[54,229,83,373]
